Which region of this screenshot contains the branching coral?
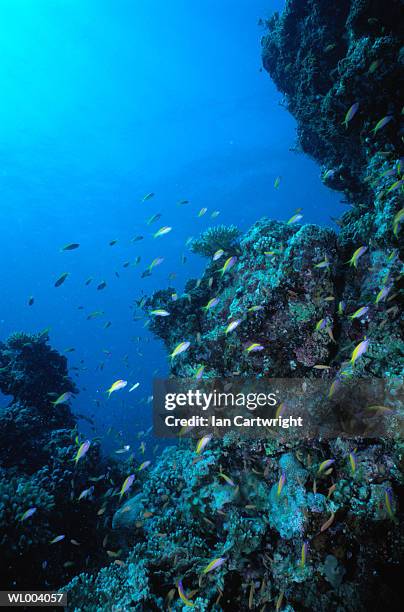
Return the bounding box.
[190,224,241,258]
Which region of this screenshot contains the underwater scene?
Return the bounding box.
[0,0,403,610]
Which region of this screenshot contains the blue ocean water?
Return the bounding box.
[0,0,343,442]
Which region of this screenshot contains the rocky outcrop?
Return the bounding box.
[0,332,124,590]
[262,0,403,249]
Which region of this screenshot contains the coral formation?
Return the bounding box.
[0,333,125,590]
[261,0,403,249]
[190,224,241,258]
[64,2,404,609]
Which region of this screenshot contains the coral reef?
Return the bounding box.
[190,224,241,258]
[64,2,403,609]
[261,0,403,248]
[66,436,403,611]
[0,333,125,590]
[3,1,401,608]
[66,209,402,610]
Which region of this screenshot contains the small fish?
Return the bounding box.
[178,581,195,608]
[54,272,69,287]
[375,284,391,305]
[51,392,73,406]
[213,249,224,261]
[315,319,327,331]
[195,365,205,380]
[277,471,286,497]
[349,306,369,319]
[78,486,94,500]
[107,380,127,396]
[244,342,264,353]
[85,277,93,286]
[177,199,189,205]
[369,59,381,73]
[276,403,286,418]
[103,321,112,329]
[327,484,336,498]
[347,246,367,267]
[300,541,308,568]
[320,511,335,532]
[148,257,164,271]
[198,207,207,217]
[196,434,212,454]
[387,179,404,193]
[61,243,80,251]
[225,319,241,334]
[97,281,107,291]
[287,213,303,225]
[275,591,284,611]
[119,474,135,499]
[248,305,264,312]
[153,226,172,238]
[219,473,235,486]
[314,258,330,269]
[129,382,140,392]
[342,102,359,128]
[338,301,346,315]
[138,461,151,472]
[109,239,118,246]
[318,459,335,473]
[28,296,35,306]
[150,309,170,317]
[384,487,395,520]
[211,210,220,218]
[350,338,369,365]
[115,445,130,454]
[87,310,104,320]
[219,256,237,275]
[74,440,90,464]
[142,192,154,202]
[372,115,393,134]
[132,235,144,242]
[106,550,121,558]
[274,175,281,189]
[20,507,37,521]
[392,208,404,236]
[202,557,226,574]
[322,169,335,181]
[49,535,65,544]
[147,213,162,225]
[203,297,219,311]
[349,452,357,474]
[170,341,190,360]
[366,404,394,414]
[70,539,81,546]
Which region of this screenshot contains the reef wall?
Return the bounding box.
[65,182,403,601]
[0,332,126,590]
[262,0,403,250]
[43,1,404,609]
